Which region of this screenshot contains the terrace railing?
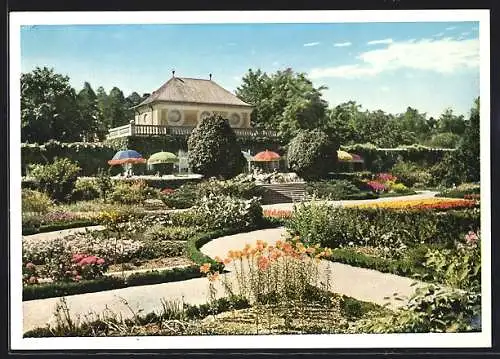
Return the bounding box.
[107,123,278,139]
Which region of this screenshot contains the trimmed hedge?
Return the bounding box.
[326,248,427,279]
[23,265,201,301]
[22,219,99,236]
[22,141,116,177]
[341,143,455,172]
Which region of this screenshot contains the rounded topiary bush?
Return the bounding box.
[287,129,338,180]
[187,114,245,179]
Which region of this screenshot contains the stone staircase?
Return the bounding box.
[259,182,308,204]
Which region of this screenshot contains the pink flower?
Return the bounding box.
[28,276,38,284]
[74,275,82,281]
[96,258,105,265]
[72,254,85,263]
[367,181,387,193]
[25,262,35,270]
[465,231,479,245]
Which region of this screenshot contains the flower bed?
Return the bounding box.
[346,198,478,210]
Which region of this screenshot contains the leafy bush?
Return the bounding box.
[187,114,245,179]
[391,161,432,187]
[145,225,197,241]
[427,132,461,149]
[354,285,480,333]
[287,129,337,180]
[71,178,100,201]
[187,194,263,231]
[109,180,159,205]
[423,231,481,291]
[391,183,411,194]
[306,180,362,200]
[160,184,198,209]
[29,158,81,202]
[22,189,53,213]
[287,202,480,249]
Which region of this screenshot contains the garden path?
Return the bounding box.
[22,226,428,333]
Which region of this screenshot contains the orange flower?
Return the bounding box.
[282,242,293,255]
[258,256,270,271]
[223,257,232,265]
[208,271,220,282]
[275,240,284,249]
[200,263,211,274]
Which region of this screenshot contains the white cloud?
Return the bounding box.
[461,31,470,36]
[380,86,390,92]
[433,32,445,37]
[333,42,352,47]
[272,61,280,66]
[303,42,320,47]
[367,38,393,45]
[308,37,479,79]
[232,75,241,81]
[227,42,237,46]
[445,26,457,31]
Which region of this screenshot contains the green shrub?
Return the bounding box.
[306,179,361,200]
[188,194,263,231]
[287,129,337,180]
[160,183,198,209]
[29,158,81,202]
[354,285,480,333]
[145,225,197,241]
[22,213,43,234]
[391,161,432,188]
[187,114,245,179]
[287,202,480,249]
[391,183,411,194]
[109,180,159,205]
[137,240,186,259]
[71,178,100,201]
[22,189,53,213]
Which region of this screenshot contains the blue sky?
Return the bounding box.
[20,22,479,118]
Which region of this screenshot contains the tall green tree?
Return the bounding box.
[107,87,128,128]
[397,107,431,142]
[21,67,82,143]
[125,91,143,123]
[236,68,328,141]
[437,108,466,136]
[76,82,100,141]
